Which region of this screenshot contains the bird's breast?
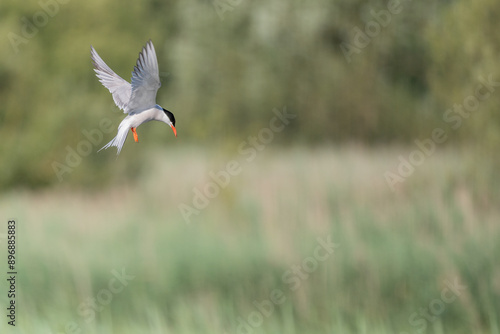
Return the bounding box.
[128,108,159,127]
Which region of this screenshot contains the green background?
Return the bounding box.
[0,0,499,333]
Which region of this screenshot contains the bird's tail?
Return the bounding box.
[98,121,130,155]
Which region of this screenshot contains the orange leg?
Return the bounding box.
[131,127,139,142]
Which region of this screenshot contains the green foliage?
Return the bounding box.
[426,0,500,149]
[0,0,499,189]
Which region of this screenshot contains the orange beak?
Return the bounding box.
[171,125,177,137]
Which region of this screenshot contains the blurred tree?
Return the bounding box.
[2,0,498,190]
[426,0,500,148]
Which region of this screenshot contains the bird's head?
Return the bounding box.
[162,108,177,137]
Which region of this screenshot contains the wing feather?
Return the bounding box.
[90,46,132,112]
[126,40,161,114]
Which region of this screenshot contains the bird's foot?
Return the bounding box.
[131,127,139,142]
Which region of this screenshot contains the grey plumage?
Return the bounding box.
[91,40,176,155]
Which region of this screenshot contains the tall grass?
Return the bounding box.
[0,146,499,333]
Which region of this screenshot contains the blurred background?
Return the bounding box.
[0,0,499,333]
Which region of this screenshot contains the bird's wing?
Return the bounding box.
[90,46,132,112]
[126,40,161,114]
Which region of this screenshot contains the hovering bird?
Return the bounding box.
[90,40,176,155]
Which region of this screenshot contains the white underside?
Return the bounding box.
[99,105,171,155]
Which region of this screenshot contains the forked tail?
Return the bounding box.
[98,121,130,155]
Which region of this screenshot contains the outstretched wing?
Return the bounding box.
[126,40,161,114]
[90,46,132,112]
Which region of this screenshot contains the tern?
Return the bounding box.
[90,40,176,155]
